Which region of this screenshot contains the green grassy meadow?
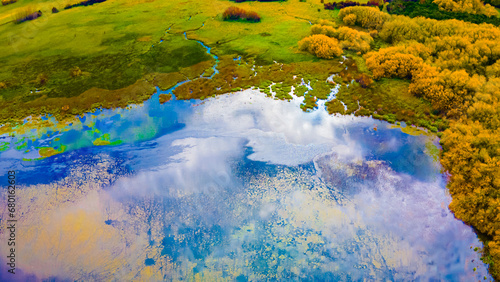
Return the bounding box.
[0,0,433,131]
[0,0,343,122]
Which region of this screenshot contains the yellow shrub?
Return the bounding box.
[409,67,483,111]
[433,0,499,17]
[343,14,357,26]
[310,25,373,53]
[2,0,17,5]
[310,24,337,37]
[486,60,500,77]
[298,34,343,59]
[317,19,337,27]
[336,26,373,53]
[338,6,390,30]
[364,47,425,79]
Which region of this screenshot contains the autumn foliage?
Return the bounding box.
[387,0,500,26]
[309,24,373,54]
[1,0,17,6]
[324,0,380,10]
[365,48,424,79]
[223,6,261,23]
[433,0,498,17]
[64,0,106,9]
[338,6,390,29]
[298,34,343,59]
[335,26,373,53]
[13,7,42,24]
[345,7,500,277]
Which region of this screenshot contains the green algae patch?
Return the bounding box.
[388,123,430,136]
[93,133,122,146]
[425,140,440,163]
[16,142,27,150]
[0,141,9,152]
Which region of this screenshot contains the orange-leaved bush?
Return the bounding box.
[223,6,246,20]
[223,6,261,22]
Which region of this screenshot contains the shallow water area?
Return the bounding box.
[0,89,492,281]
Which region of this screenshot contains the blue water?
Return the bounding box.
[0,89,492,281]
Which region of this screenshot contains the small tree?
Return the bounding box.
[223,7,246,21]
[245,11,261,22]
[223,6,261,22]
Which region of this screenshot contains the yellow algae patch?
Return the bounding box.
[21,208,127,280]
[93,138,111,146]
[0,161,149,280]
[389,123,430,136]
[38,145,66,158]
[0,124,12,136]
[0,115,82,145]
[134,265,164,282]
[424,140,440,163]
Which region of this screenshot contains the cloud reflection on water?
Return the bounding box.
[0,90,490,281]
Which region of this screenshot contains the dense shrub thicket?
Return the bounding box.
[64,0,106,10]
[387,0,500,26]
[324,0,381,10]
[1,0,17,6]
[433,0,498,16]
[310,24,373,53]
[223,6,261,22]
[484,0,500,8]
[339,7,500,279]
[299,21,375,58]
[230,0,285,2]
[13,8,42,24]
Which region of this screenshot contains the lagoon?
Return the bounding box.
[0,88,492,280]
